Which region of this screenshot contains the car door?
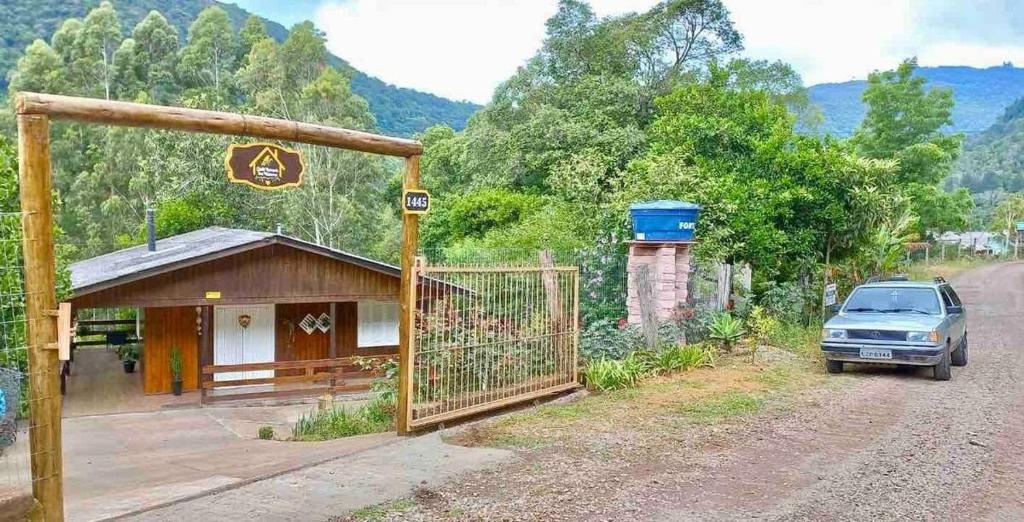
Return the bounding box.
[945,285,967,343]
[939,285,966,345]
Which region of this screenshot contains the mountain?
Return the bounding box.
[0,0,479,136]
[948,96,1024,193]
[808,65,1024,137]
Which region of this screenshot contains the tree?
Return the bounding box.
[130,11,179,103]
[989,193,1024,235]
[8,40,65,94]
[853,58,962,186]
[177,6,237,96]
[281,21,328,88]
[76,1,123,100]
[238,15,270,63]
[852,58,968,235]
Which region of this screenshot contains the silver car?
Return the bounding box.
[820,278,968,380]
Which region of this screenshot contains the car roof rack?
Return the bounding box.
[887,274,909,281]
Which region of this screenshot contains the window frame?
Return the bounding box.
[357,300,400,348]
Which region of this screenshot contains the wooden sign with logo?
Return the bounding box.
[225,143,304,190]
[403,189,430,214]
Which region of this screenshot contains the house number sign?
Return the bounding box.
[403,189,430,214]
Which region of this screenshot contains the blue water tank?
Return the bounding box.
[629,200,701,241]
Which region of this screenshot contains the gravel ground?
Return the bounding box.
[366,262,1024,521]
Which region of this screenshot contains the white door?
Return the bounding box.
[214,304,276,382]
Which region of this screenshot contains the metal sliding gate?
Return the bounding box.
[407,258,580,429]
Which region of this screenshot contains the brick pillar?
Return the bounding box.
[627,242,692,325]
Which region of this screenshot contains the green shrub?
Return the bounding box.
[293,358,399,441]
[746,306,781,362]
[759,281,815,325]
[583,352,649,392]
[708,313,745,352]
[257,426,274,440]
[579,318,643,361]
[652,344,716,374]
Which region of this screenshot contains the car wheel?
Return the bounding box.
[826,359,843,374]
[933,341,952,381]
[951,334,968,367]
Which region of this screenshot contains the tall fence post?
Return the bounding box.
[397,155,421,435]
[18,113,65,521]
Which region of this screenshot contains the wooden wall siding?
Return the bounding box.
[72,243,402,309]
[143,306,200,394]
[275,303,330,376]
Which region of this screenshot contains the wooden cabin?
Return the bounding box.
[68,227,406,402]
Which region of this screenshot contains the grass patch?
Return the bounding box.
[679,391,764,424]
[452,324,832,449]
[904,257,991,282]
[349,498,417,521]
[292,406,391,441]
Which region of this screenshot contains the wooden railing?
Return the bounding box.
[200,355,392,404]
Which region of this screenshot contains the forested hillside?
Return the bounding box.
[0,0,478,135]
[949,97,1024,193]
[808,65,1024,136]
[3,2,407,260]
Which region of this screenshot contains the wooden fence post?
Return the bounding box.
[18,114,64,521]
[397,155,420,435]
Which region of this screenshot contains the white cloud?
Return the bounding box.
[312,0,1024,103]
[314,0,660,104]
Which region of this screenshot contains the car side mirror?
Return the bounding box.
[946,305,963,314]
[826,303,841,314]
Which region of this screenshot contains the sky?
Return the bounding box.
[231,0,1024,104]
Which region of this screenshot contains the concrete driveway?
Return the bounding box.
[63,404,396,522]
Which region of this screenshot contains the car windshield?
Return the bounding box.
[843,287,942,315]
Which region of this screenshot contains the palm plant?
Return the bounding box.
[708,313,744,353]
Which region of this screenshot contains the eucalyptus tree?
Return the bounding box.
[177,6,237,97]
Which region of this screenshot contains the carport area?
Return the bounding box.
[60,404,397,522]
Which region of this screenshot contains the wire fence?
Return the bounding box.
[0,212,46,519]
[409,258,579,428]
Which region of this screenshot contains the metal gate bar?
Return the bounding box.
[408,259,579,428]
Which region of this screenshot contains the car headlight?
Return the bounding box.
[907,330,940,343]
[822,328,847,340]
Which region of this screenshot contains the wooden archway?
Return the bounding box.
[15,92,424,520]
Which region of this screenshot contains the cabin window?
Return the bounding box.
[358,301,399,347]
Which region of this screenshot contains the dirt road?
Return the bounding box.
[387,262,1024,521]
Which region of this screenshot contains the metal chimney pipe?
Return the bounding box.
[276,222,284,235]
[146,208,156,252]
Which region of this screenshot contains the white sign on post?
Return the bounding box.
[824,283,838,307]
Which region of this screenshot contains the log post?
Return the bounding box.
[18,114,64,522]
[397,155,420,435]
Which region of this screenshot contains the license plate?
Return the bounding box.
[859,348,892,360]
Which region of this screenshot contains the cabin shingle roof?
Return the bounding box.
[69,226,400,294]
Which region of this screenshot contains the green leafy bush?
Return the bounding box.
[579,318,643,361]
[292,407,389,441]
[759,281,815,325]
[293,358,399,441]
[257,426,274,440]
[652,344,716,374]
[746,306,780,362]
[708,313,745,352]
[583,352,649,392]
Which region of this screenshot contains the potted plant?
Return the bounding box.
[118,345,139,373]
[170,347,183,396]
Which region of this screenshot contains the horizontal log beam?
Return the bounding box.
[16,92,423,158]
